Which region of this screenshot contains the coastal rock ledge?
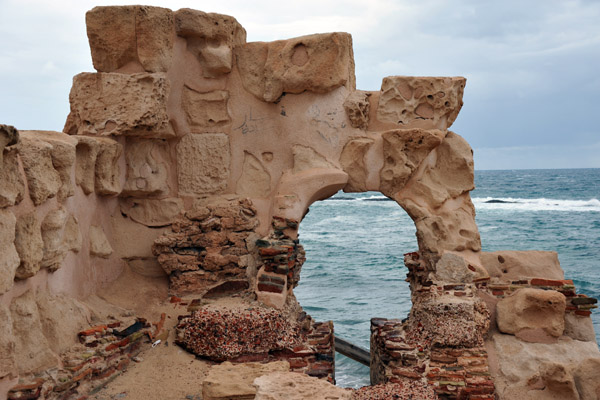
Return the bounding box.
[0,6,598,400]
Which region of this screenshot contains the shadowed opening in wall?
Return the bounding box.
[295,191,416,388]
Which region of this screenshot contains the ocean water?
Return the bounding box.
[294,168,600,388]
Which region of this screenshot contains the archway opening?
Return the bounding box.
[294,191,418,388]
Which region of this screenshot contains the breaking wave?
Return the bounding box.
[472,197,600,212]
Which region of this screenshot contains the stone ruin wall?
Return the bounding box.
[1,5,599,400]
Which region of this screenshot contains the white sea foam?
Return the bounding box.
[472,197,600,212]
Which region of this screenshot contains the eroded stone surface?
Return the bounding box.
[21,131,77,202]
[481,250,564,282]
[63,214,82,253]
[236,32,355,102]
[75,136,122,195]
[182,88,230,130]
[0,304,16,378]
[14,211,44,279]
[497,288,566,339]
[406,131,474,208]
[339,138,374,192]
[0,209,19,294]
[65,72,174,138]
[10,290,56,374]
[0,148,25,208]
[19,134,61,205]
[122,138,169,197]
[120,197,183,227]
[253,372,352,400]
[177,133,230,195]
[86,6,174,73]
[175,8,246,78]
[377,76,465,130]
[41,207,68,271]
[202,361,290,400]
[89,225,113,258]
[343,90,371,130]
[379,128,444,197]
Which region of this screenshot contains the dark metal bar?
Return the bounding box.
[334,335,370,366]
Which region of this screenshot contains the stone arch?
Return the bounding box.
[256,127,489,308]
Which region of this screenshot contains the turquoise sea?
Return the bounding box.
[294,168,600,388]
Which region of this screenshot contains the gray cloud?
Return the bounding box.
[0,0,598,169]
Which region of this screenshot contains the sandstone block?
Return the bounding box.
[0,210,19,294]
[0,147,24,208]
[253,372,353,400]
[434,253,475,283]
[379,128,444,197]
[406,196,481,255]
[65,72,174,138]
[407,131,475,208]
[539,362,580,400]
[89,225,113,258]
[564,312,596,342]
[0,124,19,153]
[122,138,169,197]
[377,76,465,130]
[409,297,489,348]
[75,136,122,195]
[182,88,230,130]
[19,135,61,205]
[14,211,44,279]
[35,291,90,354]
[41,207,68,271]
[10,290,56,374]
[339,137,374,192]
[0,125,23,208]
[177,133,230,195]
[343,90,371,129]
[481,250,564,281]
[174,9,246,78]
[573,358,600,400]
[0,304,16,378]
[86,6,136,72]
[202,361,289,400]
[120,198,183,227]
[236,32,355,102]
[236,152,271,198]
[86,6,174,73]
[135,6,174,72]
[63,214,82,253]
[21,131,77,201]
[496,288,566,339]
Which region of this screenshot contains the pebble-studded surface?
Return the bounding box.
[352,382,438,400]
[176,307,306,361]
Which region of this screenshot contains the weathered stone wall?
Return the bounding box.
[0,6,598,399]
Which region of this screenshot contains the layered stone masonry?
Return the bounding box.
[7,318,158,400]
[152,197,258,295]
[370,252,496,400]
[484,278,597,317]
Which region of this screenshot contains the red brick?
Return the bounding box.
[530,278,573,287]
[575,310,592,317]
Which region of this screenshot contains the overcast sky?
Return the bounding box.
[0,0,598,170]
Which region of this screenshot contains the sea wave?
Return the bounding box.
[472,197,600,212]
